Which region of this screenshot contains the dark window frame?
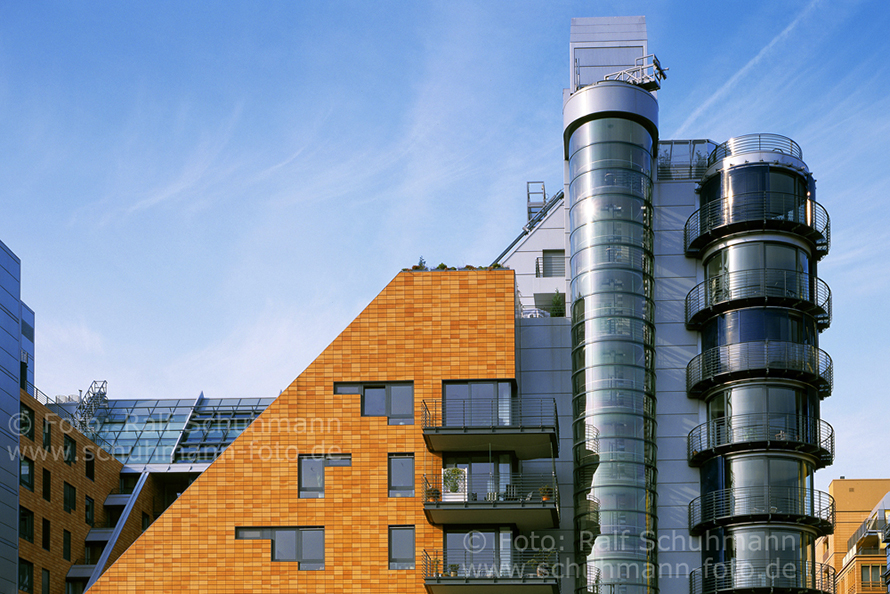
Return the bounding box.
[41,568,49,594]
[235,527,324,569]
[63,435,76,466]
[42,468,50,501]
[85,449,95,481]
[389,526,415,570]
[42,518,50,551]
[63,530,71,561]
[18,558,33,593]
[388,453,415,497]
[335,382,414,425]
[42,419,51,450]
[20,457,34,491]
[298,454,351,499]
[85,496,94,527]
[20,506,34,543]
[20,404,35,440]
[63,482,76,513]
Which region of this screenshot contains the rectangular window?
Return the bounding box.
[42,419,51,450]
[235,527,324,569]
[41,569,49,594]
[336,382,413,425]
[85,496,94,527]
[389,526,415,569]
[63,482,76,513]
[42,518,50,551]
[298,454,351,498]
[85,449,95,481]
[20,506,34,542]
[20,457,34,490]
[388,454,414,497]
[63,530,71,561]
[18,558,33,593]
[42,468,50,501]
[63,435,76,465]
[540,249,566,278]
[20,404,35,440]
[443,380,514,426]
[142,512,151,531]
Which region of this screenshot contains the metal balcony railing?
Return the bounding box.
[691,560,835,594]
[708,133,803,166]
[423,548,561,581]
[574,425,600,467]
[686,270,831,330]
[535,256,567,279]
[685,195,830,256]
[423,472,558,506]
[688,486,835,535]
[686,341,833,398]
[422,398,558,431]
[575,564,601,594]
[687,413,834,467]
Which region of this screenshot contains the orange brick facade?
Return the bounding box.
[16,390,162,594]
[87,270,517,593]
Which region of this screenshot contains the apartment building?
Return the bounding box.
[13,15,841,594]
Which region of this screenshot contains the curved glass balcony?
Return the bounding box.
[686,342,832,398]
[684,196,830,257]
[691,560,835,594]
[708,133,803,166]
[688,486,835,535]
[687,414,834,468]
[686,271,831,330]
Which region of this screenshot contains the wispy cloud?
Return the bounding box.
[672,0,821,138]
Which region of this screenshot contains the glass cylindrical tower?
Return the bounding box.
[564,80,659,594]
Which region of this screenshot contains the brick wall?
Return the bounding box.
[87,270,517,593]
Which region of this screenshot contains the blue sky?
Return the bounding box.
[0,0,887,488]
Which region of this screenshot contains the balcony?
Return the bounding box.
[686,342,832,399]
[688,486,835,536]
[685,195,830,257]
[691,560,835,594]
[687,414,834,468]
[423,549,559,593]
[423,472,559,531]
[686,271,831,330]
[422,399,558,460]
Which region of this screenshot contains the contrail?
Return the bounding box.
[673,0,820,138]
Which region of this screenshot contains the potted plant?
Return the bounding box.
[539,484,554,501]
[443,468,464,494]
[430,557,441,577]
[449,564,459,577]
[426,485,441,502]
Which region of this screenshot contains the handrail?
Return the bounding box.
[686,270,831,329]
[708,133,803,166]
[421,398,558,431]
[422,548,562,580]
[23,382,116,453]
[685,194,830,256]
[687,413,834,467]
[689,486,835,533]
[423,472,558,507]
[691,560,835,594]
[686,341,833,398]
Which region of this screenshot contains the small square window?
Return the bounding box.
[20,404,35,440]
[19,506,34,543]
[63,436,76,466]
[42,469,51,501]
[63,530,71,561]
[42,518,50,551]
[388,454,414,497]
[298,454,351,498]
[63,483,76,513]
[20,458,34,491]
[389,526,415,569]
